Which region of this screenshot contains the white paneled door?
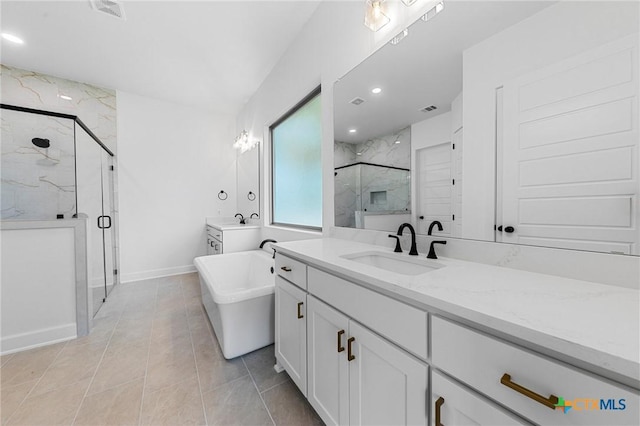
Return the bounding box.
[416,143,454,236]
[500,34,639,254]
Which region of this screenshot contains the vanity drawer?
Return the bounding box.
[431,316,639,425]
[275,254,307,290]
[308,267,427,360]
[206,225,223,241]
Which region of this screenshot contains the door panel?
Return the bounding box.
[500,34,639,254]
[417,143,453,236]
[275,277,307,395]
[348,322,428,426]
[307,296,349,426]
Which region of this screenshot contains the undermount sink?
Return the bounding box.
[341,251,444,276]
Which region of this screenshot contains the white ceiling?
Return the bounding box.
[0,0,321,114]
[334,1,554,143]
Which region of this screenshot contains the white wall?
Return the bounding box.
[117,91,237,282]
[236,0,441,235]
[462,0,639,241]
[1,227,77,353]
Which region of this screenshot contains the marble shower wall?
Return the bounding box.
[334,127,411,227]
[0,65,117,221]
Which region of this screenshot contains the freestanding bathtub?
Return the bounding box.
[194,249,275,359]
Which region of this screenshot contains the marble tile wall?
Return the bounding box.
[1,65,117,224]
[1,110,76,219]
[334,127,411,227]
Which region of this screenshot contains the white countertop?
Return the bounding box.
[274,238,640,386]
[206,217,260,230]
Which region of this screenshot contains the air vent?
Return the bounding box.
[90,0,126,20]
[350,97,365,106]
[420,105,438,112]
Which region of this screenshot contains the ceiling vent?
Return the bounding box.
[420,105,438,112]
[90,0,126,20]
[350,97,365,106]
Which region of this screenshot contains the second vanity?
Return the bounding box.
[273,238,639,426]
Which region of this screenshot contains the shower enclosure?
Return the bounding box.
[1,104,118,316]
[334,162,411,231]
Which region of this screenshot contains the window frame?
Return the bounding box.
[269,86,322,231]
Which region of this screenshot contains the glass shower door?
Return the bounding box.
[101,152,117,298]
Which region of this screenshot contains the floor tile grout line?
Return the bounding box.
[4,337,71,425]
[70,289,128,426]
[182,275,211,426]
[242,357,277,426]
[259,378,292,395]
[135,281,160,426]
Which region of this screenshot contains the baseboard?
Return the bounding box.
[1,323,77,355]
[120,264,197,284]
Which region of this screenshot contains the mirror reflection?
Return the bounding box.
[334,0,639,255]
[236,145,260,218]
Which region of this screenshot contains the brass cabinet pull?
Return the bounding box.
[347,337,355,361]
[337,330,345,352]
[500,374,559,410]
[435,397,445,426]
[297,302,304,319]
[281,266,292,272]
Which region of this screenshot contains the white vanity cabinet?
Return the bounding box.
[307,295,428,426]
[432,316,640,426]
[275,275,307,396]
[431,370,530,425]
[275,252,429,426]
[205,223,260,254]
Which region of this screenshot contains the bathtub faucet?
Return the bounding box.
[234,213,246,224]
[259,239,278,259]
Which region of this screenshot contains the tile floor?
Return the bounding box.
[0,273,324,425]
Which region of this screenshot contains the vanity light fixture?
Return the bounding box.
[1,33,24,44]
[422,1,445,21]
[390,28,409,45]
[364,0,390,32]
[233,130,259,153]
[371,87,382,94]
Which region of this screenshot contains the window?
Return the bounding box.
[271,88,322,229]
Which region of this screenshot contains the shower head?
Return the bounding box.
[32,137,50,148]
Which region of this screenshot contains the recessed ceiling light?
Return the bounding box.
[349,129,357,133]
[356,152,362,156]
[59,95,72,101]
[395,140,401,144]
[1,33,24,44]
[371,87,382,94]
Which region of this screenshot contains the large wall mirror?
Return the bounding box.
[334,0,639,255]
[236,145,260,218]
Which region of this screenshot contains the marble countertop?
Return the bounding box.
[274,238,640,387]
[206,217,260,230]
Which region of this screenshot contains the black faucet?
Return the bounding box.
[397,223,419,256]
[235,213,246,224]
[427,220,443,236]
[427,240,447,259]
[250,213,259,219]
[388,235,402,253]
[260,239,278,259]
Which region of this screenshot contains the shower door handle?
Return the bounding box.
[97,215,112,229]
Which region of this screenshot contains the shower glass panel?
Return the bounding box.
[1,109,76,220]
[101,152,117,299]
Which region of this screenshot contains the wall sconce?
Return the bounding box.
[233,130,259,153]
[364,0,390,32]
[422,1,445,21]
